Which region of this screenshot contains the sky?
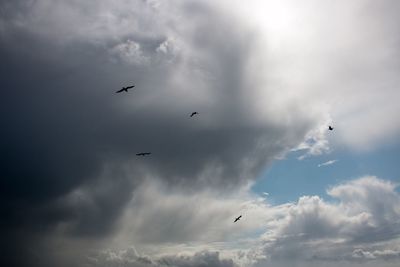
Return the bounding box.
[253,143,400,204]
[0,1,399,267]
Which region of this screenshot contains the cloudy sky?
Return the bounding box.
[1,0,400,266]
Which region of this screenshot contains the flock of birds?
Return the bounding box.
[116,84,334,223]
[116,84,199,157]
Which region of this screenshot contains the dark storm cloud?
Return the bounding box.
[0,1,318,266]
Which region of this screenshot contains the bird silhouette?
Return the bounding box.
[116,85,135,93]
[190,112,198,117]
[136,152,151,156]
[234,215,242,223]
[328,125,334,131]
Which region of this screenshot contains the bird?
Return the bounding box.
[136,152,151,156]
[234,215,242,223]
[116,85,135,93]
[190,112,198,117]
[328,125,334,131]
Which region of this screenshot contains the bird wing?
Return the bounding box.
[116,88,124,93]
[127,85,135,89]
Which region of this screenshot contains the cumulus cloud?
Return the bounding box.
[253,176,400,266]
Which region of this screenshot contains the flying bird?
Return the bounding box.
[190,112,198,117]
[136,152,151,156]
[234,215,242,223]
[116,85,135,93]
[328,125,334,131]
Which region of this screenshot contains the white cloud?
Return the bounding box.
[254,176,400,265]
[318,160,338,167]
[232,0,400,151]
[294,123,332,159]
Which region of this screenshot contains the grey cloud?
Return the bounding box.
[89,248,236,267]
[350,248,400,261]
[83,176,400,267]
[110,180,270,246]
[2,0,400,267]
[0,0,317,266]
